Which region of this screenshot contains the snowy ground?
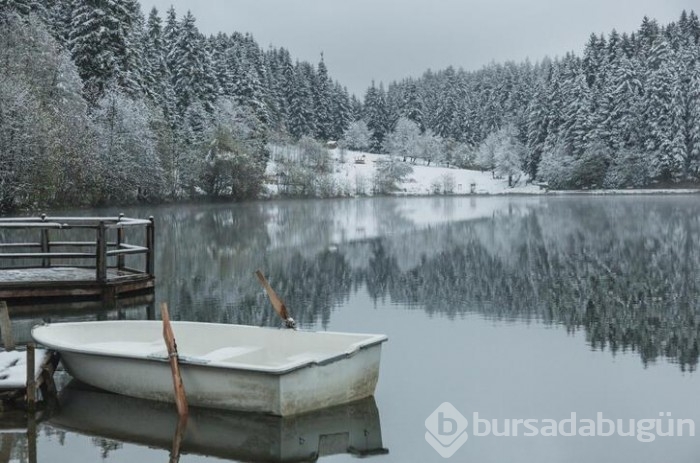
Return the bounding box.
[266,149,543,197]
[265,147,700,198]
[332,151,543,195]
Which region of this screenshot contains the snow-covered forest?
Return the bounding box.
[0,1,699,211]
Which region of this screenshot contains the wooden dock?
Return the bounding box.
[0,215,155,302]
[0,304,59,411]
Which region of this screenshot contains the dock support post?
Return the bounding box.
[0,435,13,463]
[116,227,125,270]
[116,213,125,271]
[26,343,36,412]
[96,221,107,283]
[39,213,50,268]
[40,229,50,268]
[146,216,155,277]
[0,301,14,351]
[27,410,37,463]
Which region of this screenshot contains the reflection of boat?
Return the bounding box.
[51,382,388,462]
[32,321,387,415]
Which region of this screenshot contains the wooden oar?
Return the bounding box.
[255,270,296,329]
[161,302,188,419]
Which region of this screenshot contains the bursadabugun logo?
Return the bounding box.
[424,402,469,458]
[425,402,696,459]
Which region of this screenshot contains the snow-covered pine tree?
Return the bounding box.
[0,0,43,17]
[432,66,461,139]
[169,10,217,113]
[363,82,390,152]
[120,0,145,97]
[288,61,316,138]
[313,54,333,140]
[163,6,179,75]
[330,82,352,140]
[401,81,423,129]
[688,62,700,178]
[642,37,680,180]
[68,0,140,102]
[524,78,549,179]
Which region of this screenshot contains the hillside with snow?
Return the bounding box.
[266,149,543,197]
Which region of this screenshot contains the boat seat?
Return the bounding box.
[285,352,327,363]
[83,340,166,356]
[200,346,261,362]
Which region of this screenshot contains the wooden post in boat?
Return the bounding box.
[160,302,188,419]
[26,343,36,412]
[0,301,14,351]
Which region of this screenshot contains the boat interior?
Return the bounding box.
[33,321,386,371]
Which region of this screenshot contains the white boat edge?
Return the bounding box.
[31,321,388,374]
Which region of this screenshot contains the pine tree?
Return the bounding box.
[143,8,166,99]
[68,0,140,102]
[330,82,352,140]
[363,82,390,152]
[433,67,461,139]
[120,0,145,96]
[313,54,333,140]
[163,6,179,73]
[642,37,679,179]
[169,11,217,113]
[0,0,42,16]
[287,62,315,138]
[525,79,549,178]
[688,63,700,178]
[401,81,423,129]
[45,0,72,43]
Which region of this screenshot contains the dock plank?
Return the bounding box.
[0,267,154,300]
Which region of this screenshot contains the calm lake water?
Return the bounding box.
[5,195,700,462]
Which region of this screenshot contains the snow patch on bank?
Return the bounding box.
[266,148,543,197]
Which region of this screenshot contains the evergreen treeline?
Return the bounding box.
[2,2,700,212]
[361,12,700,188]
[0,0,356,211]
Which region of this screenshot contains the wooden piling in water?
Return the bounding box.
[0,302,14,351]
[0,435,13,463]
[26,344,36,412]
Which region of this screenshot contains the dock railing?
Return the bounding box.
[0,215,155,283]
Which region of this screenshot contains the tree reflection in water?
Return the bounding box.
[147,196,700,371]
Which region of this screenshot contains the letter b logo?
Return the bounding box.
[425,403,469,458]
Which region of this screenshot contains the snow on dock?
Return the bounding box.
[0,350,49,390]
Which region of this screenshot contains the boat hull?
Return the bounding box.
[58,344,382,415]
[33,321,386,416]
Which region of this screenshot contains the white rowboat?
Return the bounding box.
[32,321,388,416]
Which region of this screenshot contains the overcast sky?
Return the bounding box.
[142,0,697,96]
